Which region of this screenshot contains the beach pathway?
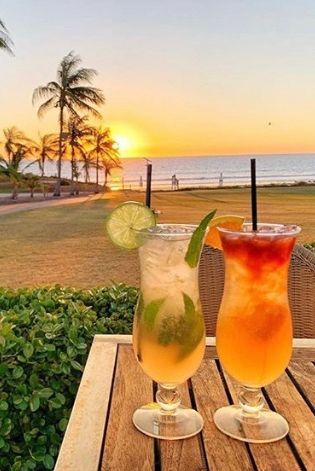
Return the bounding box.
[0,193,102,216]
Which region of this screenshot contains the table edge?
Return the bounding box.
[94,334,315,348]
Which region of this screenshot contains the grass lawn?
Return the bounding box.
[0,186,314,288]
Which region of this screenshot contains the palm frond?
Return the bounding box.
[67,67,98,86]
[0,19,14,54]
[37,97,57,118]
[68,86,105,106]
[70,95,103,119]
[32,83,59,105]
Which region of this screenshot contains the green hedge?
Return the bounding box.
[304,242,315,253]
[0,284,137,471]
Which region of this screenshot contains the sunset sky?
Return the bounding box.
[1,1,315,157]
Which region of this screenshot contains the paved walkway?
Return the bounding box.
[0,193,101,216]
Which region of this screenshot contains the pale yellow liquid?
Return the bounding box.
[134,324,205,384]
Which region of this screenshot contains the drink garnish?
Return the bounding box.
[143,298,165,330]
[204,215,245,250]
[142,292,204,359]
[105,201,156,249]
[185,209,217,267]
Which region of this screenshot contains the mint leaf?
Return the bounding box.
[143,298,165,330]
[178,293,205,358]
[156,293,205,359]
[185,209,217,268]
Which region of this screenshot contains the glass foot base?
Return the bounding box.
[214,405,289,443]
[133,404,204,440]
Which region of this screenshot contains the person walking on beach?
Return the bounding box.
[219,172,223,187]
[171,174,176,190]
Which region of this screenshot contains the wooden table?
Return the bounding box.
[55,335,315,471]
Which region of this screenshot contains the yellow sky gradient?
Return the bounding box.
[2,1,315,158]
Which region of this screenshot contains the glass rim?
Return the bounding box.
[217,223,301,237]
[135,223,198,239]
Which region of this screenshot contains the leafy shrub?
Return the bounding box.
[0,284,137,470]
[304,241,315,253]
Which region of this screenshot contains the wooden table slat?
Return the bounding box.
[192,360,254,471]
[265,371,315,470]
[287,361,315,410]
[223,371,301,471]
[101,346,154,471]
[158,383,206,471]
[55,341,118,471]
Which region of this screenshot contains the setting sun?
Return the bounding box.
[109,122,148,158]
[114,134,131,153]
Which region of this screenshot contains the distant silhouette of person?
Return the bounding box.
[219,172,223,187]
[139,175,143,188]
[175,177,179,190]
[171,174,176,190]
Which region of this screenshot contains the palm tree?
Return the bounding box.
[64,115,93,194]
[0,19,13,54]
[81,152,95,183]
[32,51,105,196]
[23,173,40,198]
[0,127,37,199]
[89,127,120,192]
[34,133,58,177]
[99,155,122,188]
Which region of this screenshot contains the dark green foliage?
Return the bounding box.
[304,242,315,253]
[0,284,137,470]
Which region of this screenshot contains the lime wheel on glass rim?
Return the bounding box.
[105,201,156,250]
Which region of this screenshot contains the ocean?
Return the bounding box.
[36,154,315,190]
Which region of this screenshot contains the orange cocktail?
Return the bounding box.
[214,223,300,443]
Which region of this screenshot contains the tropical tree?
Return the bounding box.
[89,127,120,192]
[99,155,122,188]
[23,173,40,198]
[64,115,93,194]
[81,152,95,183]
[34,133,58,177]
[0,127,37,199]
[32,51,105,196]
[0,19,13,54]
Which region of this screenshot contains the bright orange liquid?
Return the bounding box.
[133,324,205,385]
[216,232,296,388]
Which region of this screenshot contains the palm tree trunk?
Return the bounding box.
[95,153,99,194]
[11,182,18,200]
[104,168,108,188]
[54,106,64,197]
[70,144,75,196]
[41,156,45,178]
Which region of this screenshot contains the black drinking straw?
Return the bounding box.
[250,158,258,230]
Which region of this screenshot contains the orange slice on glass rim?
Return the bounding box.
[204,215,245,250]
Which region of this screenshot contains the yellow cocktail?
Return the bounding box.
[132,224,206,439]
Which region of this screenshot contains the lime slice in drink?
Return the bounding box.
[106,201,156,249]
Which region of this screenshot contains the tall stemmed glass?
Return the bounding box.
[214,223,301,443]
[132,224,206,440]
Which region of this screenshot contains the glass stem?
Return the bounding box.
[239,386,265,420]
[156,384,181,415]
